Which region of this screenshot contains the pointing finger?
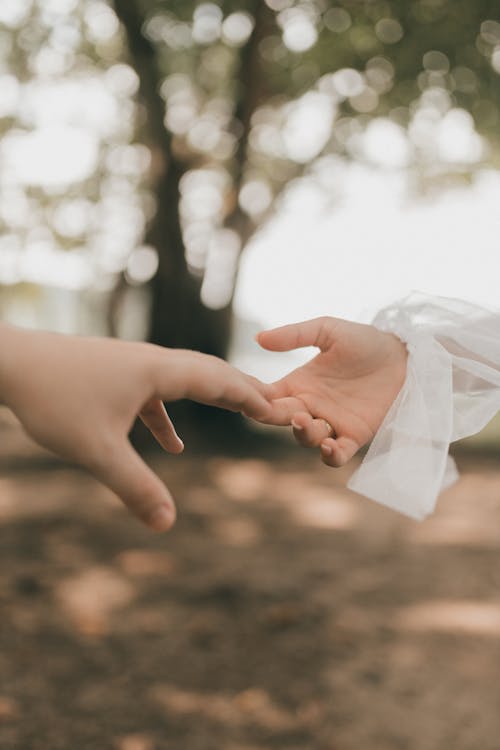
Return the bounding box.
[258,396,308,426]
[152,350,272,418]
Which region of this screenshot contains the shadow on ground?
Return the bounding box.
[1,411,500,750]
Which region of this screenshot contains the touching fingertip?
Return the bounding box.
[320,443,333,457]
[147,504,176,532]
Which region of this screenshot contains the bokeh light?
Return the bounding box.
[0,0,499,342]
[201,228,241,310]
[222,12,254,47]
[375,18,404,45]
[192,3,222,45]
[125,245,159,285]
[278,7,318,53]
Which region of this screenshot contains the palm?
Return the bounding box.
[258,317,407,466]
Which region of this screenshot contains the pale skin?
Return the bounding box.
[0,316,407,532]
[257,316,408,466]
[0,324,273,532]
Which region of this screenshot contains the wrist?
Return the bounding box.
[386,331,408,391]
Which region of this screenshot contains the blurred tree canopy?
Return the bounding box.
[1,0,500,356]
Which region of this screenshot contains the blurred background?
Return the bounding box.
[1,1,500,749]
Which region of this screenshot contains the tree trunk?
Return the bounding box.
[147,154,233,358]
[112,0,233,358]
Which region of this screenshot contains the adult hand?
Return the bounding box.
[257,316,408,467]
[0,325,271,531]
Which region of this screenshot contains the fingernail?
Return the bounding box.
[321,444,332,457]
[291,420,303,431]
[148,504,175,532]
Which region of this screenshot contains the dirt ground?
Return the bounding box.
[1,411,500,750]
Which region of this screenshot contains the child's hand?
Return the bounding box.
[0,326,271,531]
[256,316,408,467]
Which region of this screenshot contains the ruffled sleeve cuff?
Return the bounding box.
[347,293,500,520]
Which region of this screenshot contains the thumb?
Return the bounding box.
[257,317,334,353]
[90,439,176,532]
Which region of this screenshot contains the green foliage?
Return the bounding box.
[137,0,500,151]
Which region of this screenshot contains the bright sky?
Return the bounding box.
[230,162,500,380]
[235,165,500,328]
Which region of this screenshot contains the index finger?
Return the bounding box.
[259,395,309,425]
[152,349,272,417]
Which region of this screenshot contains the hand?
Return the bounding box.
[257,316,408,467]
[0,326,271,531]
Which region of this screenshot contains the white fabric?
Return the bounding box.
[347,293,500,520]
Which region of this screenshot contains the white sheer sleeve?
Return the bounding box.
[347,293,500,520]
